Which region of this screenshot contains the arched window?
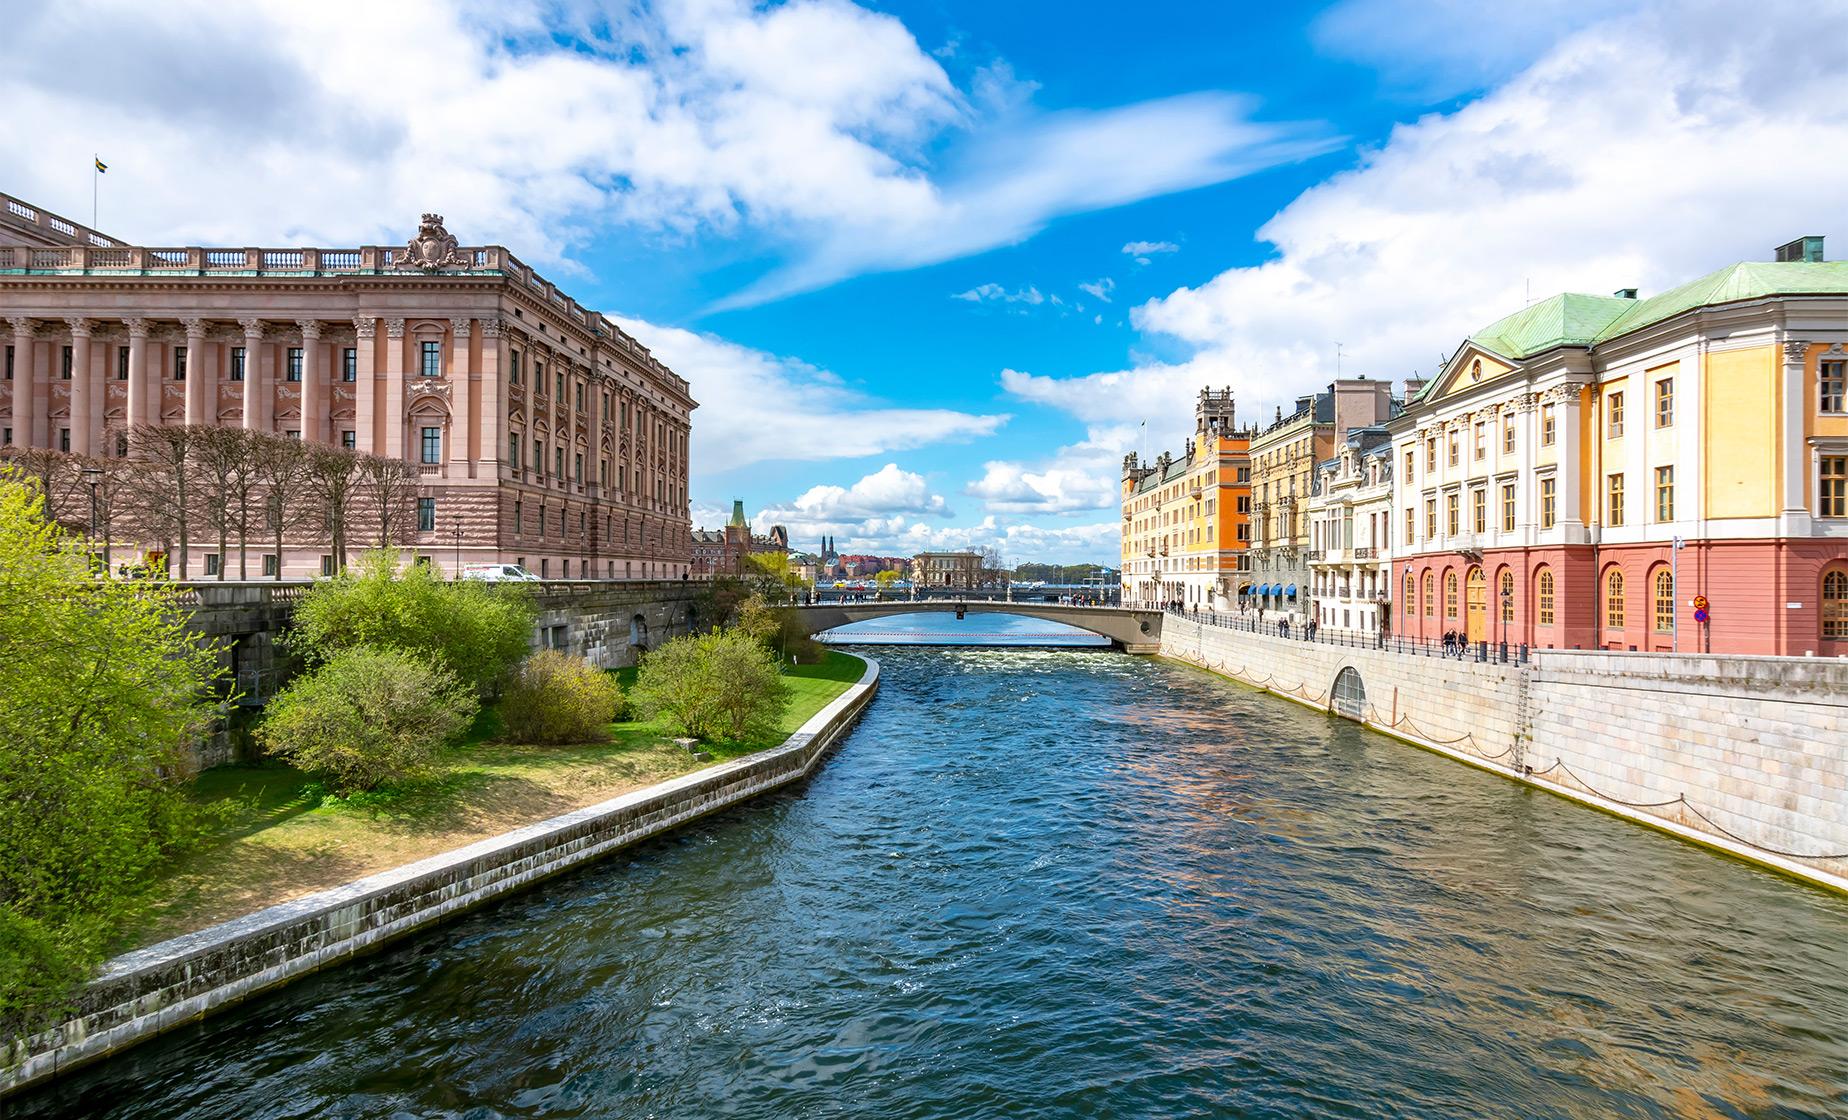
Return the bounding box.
[1605,568,1625,630]
[1445,570,1459,619]
[1652,568,1674,633]
[1823,568,1848,638]
[1404,572,1415,615]
[1422,571,1435,617]
[1500,570,1515,623]
[1537,568,1555,625]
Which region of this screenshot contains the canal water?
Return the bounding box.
[17,643,1848,1118]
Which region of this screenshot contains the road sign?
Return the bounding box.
[1693,607,1709,623]
[1691,594,1709,611]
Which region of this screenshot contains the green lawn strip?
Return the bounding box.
[127,650,865,947]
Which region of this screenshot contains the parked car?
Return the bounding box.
[459,563,541,583]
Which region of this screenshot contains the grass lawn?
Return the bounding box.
[130,650,866,948]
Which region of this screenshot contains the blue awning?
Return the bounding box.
[1284,584,1298,597]
[1258,583,1272,596]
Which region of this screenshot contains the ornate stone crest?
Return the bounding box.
[399,213,469,272]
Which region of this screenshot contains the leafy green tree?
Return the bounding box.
[874,569,900,592]
[256,647,477,794]
[631,630,790,743]
[0,470,221,1034]
[499,651,623,744]
[288,549,534,694]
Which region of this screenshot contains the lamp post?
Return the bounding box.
[82,464,102,575]
[452,519,462,578]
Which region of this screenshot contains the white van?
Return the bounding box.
[459,563,541,583]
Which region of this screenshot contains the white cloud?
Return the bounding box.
[612,315,1006,475]
[964,422,1131,515]
[1008,0,1848,492]
[0,1,1331,307]
[1122,240,1180,264]
[1078,277,1115,302]
[762,463,951,524]
[951,283,1045,305]
[1312,0,1632,96]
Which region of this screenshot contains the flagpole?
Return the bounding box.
[92,155,98,229]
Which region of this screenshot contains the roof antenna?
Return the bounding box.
[1525,278,1532,306]
[1336,341,1344,377]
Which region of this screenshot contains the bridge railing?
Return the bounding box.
[1171,606,1530,666]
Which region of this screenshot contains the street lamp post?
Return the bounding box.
[452,520,462,578]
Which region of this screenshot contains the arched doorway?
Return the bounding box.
[1332,666,1366,720]
[1465,566,1487,644]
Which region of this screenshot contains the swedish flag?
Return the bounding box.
[94,157,107,174]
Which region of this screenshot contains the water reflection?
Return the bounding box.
[17,649,1848,1119]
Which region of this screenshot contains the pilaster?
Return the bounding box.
[66,318,93,455]
[239,318,264,432]
[298,320,323,443]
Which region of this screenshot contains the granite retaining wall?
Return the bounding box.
[1159,616,1848,892]
[0,656,880,1098]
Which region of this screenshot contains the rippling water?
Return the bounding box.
[18,650,1848,1119]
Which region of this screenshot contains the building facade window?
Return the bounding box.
[510,352,522,385]
[3,345,11,380]
[1821,456,1848,517]
[342,347,357,382]
[1404,449,1415,478]
[286,347,303,382]
[1540,477,1556,529]
[1655,378,1674,427]
[1500,570,1515,624]
[175,346,187,381]
[1423,571,1435,617]
[1447,433,1459,467]
[1473,423,1485,460]
[1537,569,1555,625]
[1823,569,1848,638]
[1426,437,1437,470]
[1424,498,1437,539]
[341,430,356,450]
[116,346,129,380]
[417,496,435,532]
[554,446,564,478]
[1821,361,1846,413]
[1501,482,1516,532]
[1542,405,1556,445]
[1446,492,1459,536]
[420,426,442,464]
[1605,568,1625,630]
[264,554,280,577]
[1653,568,1674,633]
[1472,488,1486,533]
[1404,507,1414,545]
[1607,473,1625,527]
[60,345,72,379]
[421,340,441,377]
[1404,572,1415,615]
[1607,391,1624,437]
[1445,570,1458,620]
[230,346,245,382]
[1502,420,1515,454]
[1655,466,1675,521]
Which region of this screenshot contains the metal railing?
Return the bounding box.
[1167,604,1530,665]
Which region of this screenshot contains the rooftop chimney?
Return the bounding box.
[1612,287,1638,299]
[1775,235,1825,263]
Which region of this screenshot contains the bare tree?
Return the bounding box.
[253,435,310,579]
[87,456,135,573]
[1,448,86,533]
[193,427,261,580]
[128,424,202,578]
[978,545,1007,589]
[357,455,419,551]
[303,445,362,571]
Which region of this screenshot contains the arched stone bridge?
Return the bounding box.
[791,601,1164,653]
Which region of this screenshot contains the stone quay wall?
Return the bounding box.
[525,579,704,668]
[0,657,879,1099]
[1158,615,1848,891]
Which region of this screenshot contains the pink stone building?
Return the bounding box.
[0,192,695,580]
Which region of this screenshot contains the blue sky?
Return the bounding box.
[8,0,1847,563]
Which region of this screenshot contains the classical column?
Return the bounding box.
[1555,385,1584,532]
[239,318,264,431]
[125,318,150,432]
[383,318,406,460]
[480,318,505,480]
[7,318,37,447]
[449,317,473,474]
[181,318,208,426]
[298,320,322,443]
[66,318,93,455]
[353,315,377,453]
[1780,339,1811,525]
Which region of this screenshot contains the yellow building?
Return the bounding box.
[1121,388,1251,609]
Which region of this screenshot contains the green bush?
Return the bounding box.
[735,592,824,664]
[289,549,535,694]
[631,630,790,743]
[0,471,221,1036]
[256,647,478,794]
[499,650,623,744]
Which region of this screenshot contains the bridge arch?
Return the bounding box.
[789,601,1164,653]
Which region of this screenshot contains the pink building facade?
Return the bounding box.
[0,194,695,580]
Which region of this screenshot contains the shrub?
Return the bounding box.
[735,592,823,664]
[631,630,790,743]
[289,549,534,694]
[256,647,478,793]
[500,650,623,744]
[0,471,221,1035]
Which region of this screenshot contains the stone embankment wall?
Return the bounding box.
[526,580,703,668]
[1159,616,1848,890]
[0,658,879,1099]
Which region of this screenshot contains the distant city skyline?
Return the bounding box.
[8,0,1847,562]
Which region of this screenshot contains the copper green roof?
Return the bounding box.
[1420,260,1848,404]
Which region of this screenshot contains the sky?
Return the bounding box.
[7,0,1848,564]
